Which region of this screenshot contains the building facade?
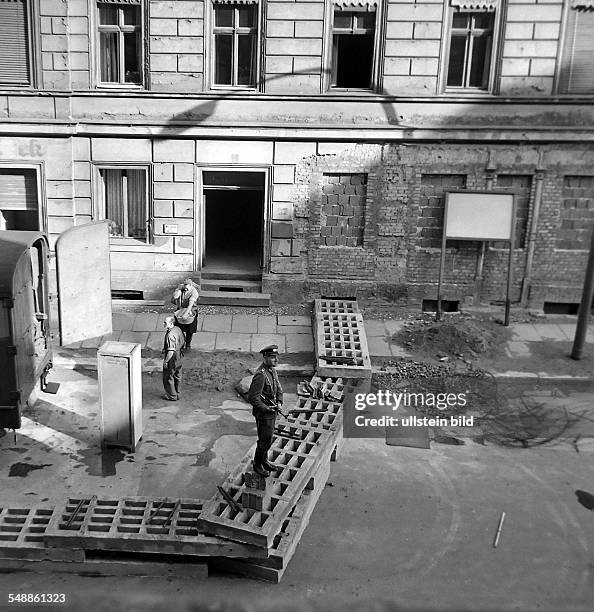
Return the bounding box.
[0,0,593,310]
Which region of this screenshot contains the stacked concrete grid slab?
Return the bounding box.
[43,497,263,559]
[314,299,372,378]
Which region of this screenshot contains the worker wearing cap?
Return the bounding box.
[162,315,185,401]
[248,345,284,477]
[171,278,199,350]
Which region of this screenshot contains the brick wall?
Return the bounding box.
[417,174,466,248]
[319,173,367,247]
[557,176,594,250]
[493,174,532,249]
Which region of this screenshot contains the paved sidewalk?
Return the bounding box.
[65,313,314,354]
[63,311,594,359]
[360,319,594,360]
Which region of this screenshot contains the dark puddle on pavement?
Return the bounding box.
[194,448,215,466]
[575,490,594,511]
[78,447,128,476]
[8,462,52,477]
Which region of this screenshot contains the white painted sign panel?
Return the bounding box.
[445,192,515,241]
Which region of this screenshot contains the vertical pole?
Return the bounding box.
[504,197,517,327]
[521,167,546,306]
[571,224,594,360]
[436,197,449,321]
[475,166,496,303]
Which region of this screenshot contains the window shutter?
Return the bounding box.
[0,169,38,210]
[0,0,31,86]
[560,8,594,94]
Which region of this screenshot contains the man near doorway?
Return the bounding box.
[162,315,185,401]
[248,345,284,477]
[171,278,199,350]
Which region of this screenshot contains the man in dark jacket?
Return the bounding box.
[162,315,185,401]
[248,345,284,477]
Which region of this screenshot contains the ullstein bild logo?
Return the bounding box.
[343,390,474,438]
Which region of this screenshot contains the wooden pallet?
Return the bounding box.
[43,496,266,559]
[209,458,332,582]
[313,300,372,378]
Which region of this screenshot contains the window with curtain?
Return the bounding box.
[213,3,258,87]
[445,9,495,90]
[558,5,594,94]
[331,9,376,89]
[0,0,32,86]
[97,1,142,85]
[99,168,148,241]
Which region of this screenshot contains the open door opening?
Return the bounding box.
[202,171,265,274]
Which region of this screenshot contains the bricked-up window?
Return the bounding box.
[0,0,32,86]
[557,176,594,250]
[331,9,376,88]
[419,174,467,248]
[558,6,594,94]
[99,168,148,242]
[445,10,494,89]
[97,1,142,85]
[213,3,258,87]
[493,175,532,249]
[320,174,367,247]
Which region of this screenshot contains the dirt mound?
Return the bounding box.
[393,317,509,360]
[182,352,253,392]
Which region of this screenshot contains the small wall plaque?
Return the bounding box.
[163,224,178,234]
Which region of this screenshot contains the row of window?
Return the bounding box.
[1,1,593,94]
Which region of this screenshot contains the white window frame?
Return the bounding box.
[95,0,145,89]
[94,164,151,245]
[209,2,262,91]
[196,166,270,271]
[439,4,503,94]
[0,162,45,232]
[323,3,384,92]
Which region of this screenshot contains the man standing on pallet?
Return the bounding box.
[248,345,284,477]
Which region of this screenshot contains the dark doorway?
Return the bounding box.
[203,186,263,272]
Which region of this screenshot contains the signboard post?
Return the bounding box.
[436,191,516,326]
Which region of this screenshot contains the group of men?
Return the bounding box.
[161,279,283,477]
[161,278,199,401]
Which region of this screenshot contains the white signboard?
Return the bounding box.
[445,192,515,241]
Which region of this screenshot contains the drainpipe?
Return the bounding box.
[474,162,496,302]
[521,160,546,307]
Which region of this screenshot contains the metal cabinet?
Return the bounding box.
[98,341,142,451]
